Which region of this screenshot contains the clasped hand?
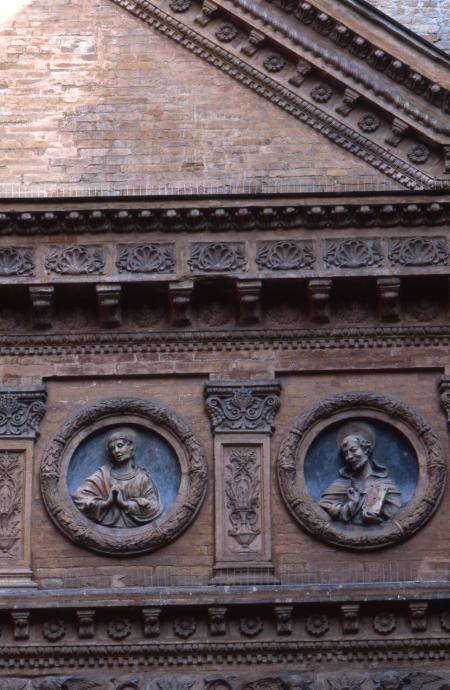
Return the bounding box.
[103,487,129,511]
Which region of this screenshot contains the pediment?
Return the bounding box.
[111,0,450,190]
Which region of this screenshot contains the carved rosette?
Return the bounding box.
[40,398,208,555]
[278,392,445,549]
[205,382,281,433]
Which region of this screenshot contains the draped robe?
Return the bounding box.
[319,474,401,525]
[73,464,162,527]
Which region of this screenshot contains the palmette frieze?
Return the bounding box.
[116,244,176,273]
[5,673,450,690]
[45,246,106,275]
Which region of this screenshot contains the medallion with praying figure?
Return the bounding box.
[277,392,445,549]
[41,398,207,555]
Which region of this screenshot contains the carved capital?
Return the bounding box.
[275,605,293,635]
[205,380,281,433]
[0,386,46,438]
[142,606,161,637]
[76,609,96,639]
[169,280,193,326]
[341,604,360,634]
[29,285,54,330]
[208,606,227,635]
[11,611,30,640]
[409,602,428,632]
[440,378,450,424]
[237,280,262,324]
[308,278,331,323]
[377,277,400,322]
[96,284,122,328]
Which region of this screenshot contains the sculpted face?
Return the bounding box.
[340,433,370,473]
[107,431,135,465]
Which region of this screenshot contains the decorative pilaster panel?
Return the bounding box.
[0,386,46,587]
[205,381,281,584]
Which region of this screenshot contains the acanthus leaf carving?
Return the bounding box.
[225,448,261,548]
[116,244,175,273]
[0,247,35,276]
[45,246,105,275]
[0,387,47,438]
[0,451,23,557]
[205,381,281,433]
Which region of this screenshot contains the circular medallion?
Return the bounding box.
[40,397,207,555]
[277,392,445,549]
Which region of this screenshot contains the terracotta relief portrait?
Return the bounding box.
[70,427,168,528]
[316,422,403,526]
[278,392,445,549]
[41,398,208,555]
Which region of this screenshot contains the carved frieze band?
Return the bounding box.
[0,236,447,286]
[205,381,281,433]
[0,450,25,561]
[0,387,46,439]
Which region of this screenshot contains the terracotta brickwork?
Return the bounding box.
[0,0,387,195]
[368,0,450,53]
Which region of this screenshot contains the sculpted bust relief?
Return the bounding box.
[319,423,401,525]
[73,427,163,528]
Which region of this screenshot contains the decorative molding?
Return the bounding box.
[189,243,247,272]
[256,241,314,271]
[233,0,450,132]
[45,246,105,275]
[324,239,383,268]
[0,248,34,276]
[1,202,450,237]
[0,387,46,439]
[107,0,438,190]
[278,391,446,549]
[116,244,175,273]
[388,238,448,266]
[40,397,207,555]
[205,381,281,433]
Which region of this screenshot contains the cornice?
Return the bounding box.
[108,0,447,189]
[0,324,449,356]
[0,199,449,235]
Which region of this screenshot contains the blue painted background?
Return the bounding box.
[67,424,181,517]
[304,418,418,507]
